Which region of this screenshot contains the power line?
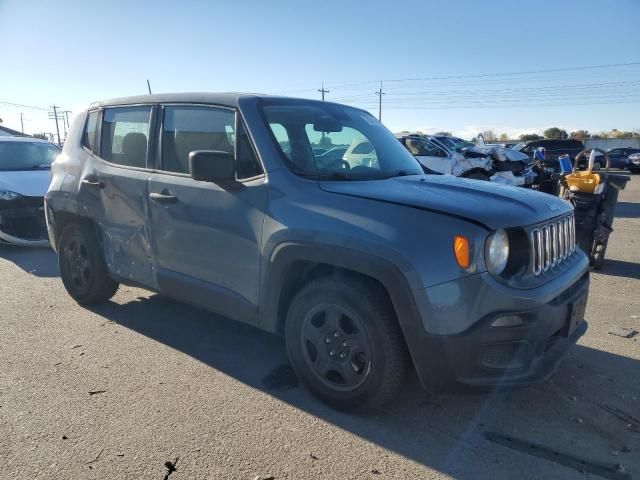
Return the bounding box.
[347,98,640,110]
[0,100,49,111]
[271,61,640,94]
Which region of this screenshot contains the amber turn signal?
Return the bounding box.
[453,235,470,269]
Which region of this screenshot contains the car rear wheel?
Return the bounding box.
[285,276,409,410]
[58,223,119,305]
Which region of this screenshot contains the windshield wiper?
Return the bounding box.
[378,170,419,179]
[295,170,356,181]
[30,164,51,170]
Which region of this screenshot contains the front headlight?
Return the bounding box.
[0,190,22,201]
[486,228,509,275]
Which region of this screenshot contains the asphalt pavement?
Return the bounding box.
[1,176,639,480]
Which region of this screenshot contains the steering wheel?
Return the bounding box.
[574,148,610,173]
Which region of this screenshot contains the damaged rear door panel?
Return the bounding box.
[82,105,158,288]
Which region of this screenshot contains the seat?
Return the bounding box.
[121,132,147,167]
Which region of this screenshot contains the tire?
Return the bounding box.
[285,276,409,410]
[58,223,119,305]
[462,171,490,181]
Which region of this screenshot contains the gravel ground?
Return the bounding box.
[1,176,638,480]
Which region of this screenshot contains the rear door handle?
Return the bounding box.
[81,176,104,188]
[149,192,178,203]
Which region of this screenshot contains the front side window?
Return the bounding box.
[0,141,60,171]
[161,106,235,174]
[406,138,446,157]
[101,106,151,168]
[82,111,99,153]
[262,101,422,180]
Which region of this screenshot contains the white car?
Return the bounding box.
[399,134,536,185]
[0,136,59,246]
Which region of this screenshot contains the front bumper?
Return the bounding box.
[408,260,590,392]
[0,197,50,247]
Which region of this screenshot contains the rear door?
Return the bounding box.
[79,105,157,287]
[146,104,267,324]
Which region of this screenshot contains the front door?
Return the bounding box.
[147,104,267,324]
[406,138,452,174]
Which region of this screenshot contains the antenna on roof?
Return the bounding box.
[146,79,152,95]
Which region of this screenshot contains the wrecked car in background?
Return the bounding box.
[0,136,58,246]
[398,134,536,186]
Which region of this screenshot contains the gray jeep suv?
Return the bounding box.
[45,93,589,409]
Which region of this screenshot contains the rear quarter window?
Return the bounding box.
[82,111,99,153]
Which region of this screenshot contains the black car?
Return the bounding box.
[593,147,640,169]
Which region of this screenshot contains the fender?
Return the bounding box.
[258,241,431,384]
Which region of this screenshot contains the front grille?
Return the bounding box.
[529,213,576,276]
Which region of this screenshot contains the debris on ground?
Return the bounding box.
[88,390,106,396]
[309,452,318,460]
[484,432,631,480]
[599,404,640,433]
[608,327,638,339]
[163,457,179,480]
[252,475,274,480]
[70,344,83,349]
[61,435,67,440]
[371,468,381,474]
[85,449,103,464]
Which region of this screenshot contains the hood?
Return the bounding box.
[466,145,530,162]
[319,175,572,229]
[0,169,51,197]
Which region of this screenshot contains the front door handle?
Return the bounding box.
[81,175,104,188]
[149,192,178,204]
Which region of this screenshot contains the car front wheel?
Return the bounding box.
[285,276,409,410]
[58,223,119,305]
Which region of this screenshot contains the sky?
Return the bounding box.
[1,0,639,139]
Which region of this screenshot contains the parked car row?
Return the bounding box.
[37,93,590,410]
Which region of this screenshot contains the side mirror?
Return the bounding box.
[189,150,235,183]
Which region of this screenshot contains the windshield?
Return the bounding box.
[435,136,475,151]
[262,101,423,180]
[0,141,60,171]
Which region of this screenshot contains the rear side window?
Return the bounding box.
[161,106,235,174]
[100,106,151,168]
[82,111,99,153]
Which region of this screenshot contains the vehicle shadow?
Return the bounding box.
[0,244,58,277]
[614,201,640,219]
[595,258,640,280]
[90,293,640,479]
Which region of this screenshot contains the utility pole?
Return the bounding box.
[20,113,24,133]
[375,81,385,122]
[147,79,152,95]
[62,110,71,129]
[318,82,329,101]
[49,105,62,146]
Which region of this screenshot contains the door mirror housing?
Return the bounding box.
[189,150,235,183]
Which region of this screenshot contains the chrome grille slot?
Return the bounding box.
[530,213,575,276]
